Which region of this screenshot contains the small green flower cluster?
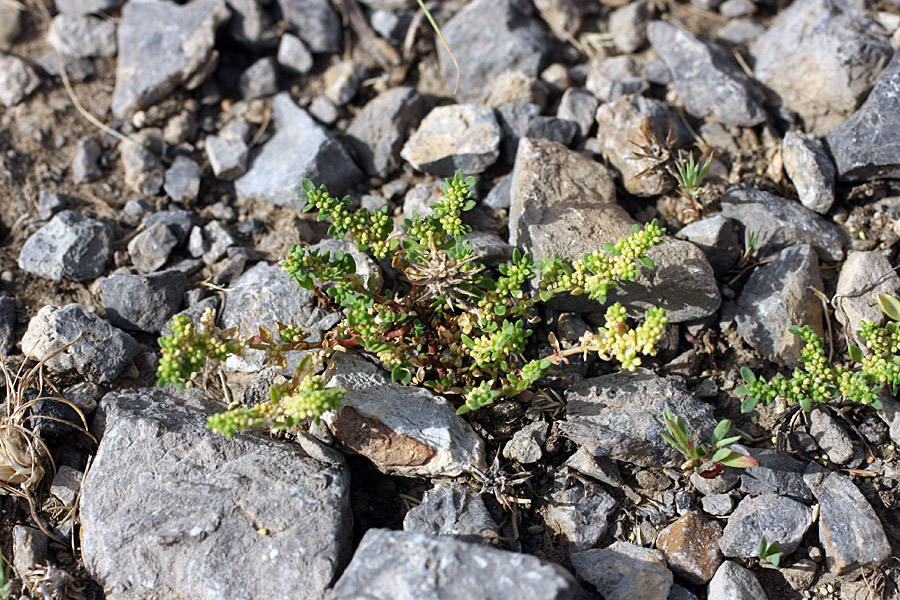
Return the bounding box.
[738,295,900,413]
[157,308,244,389]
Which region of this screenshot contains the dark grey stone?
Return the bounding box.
[463,231,514,267]
[49,14,117,59]
[121,132,164,196]
[12,525,48,581]
[718,184,846,261]
[276,0,341,53]
[809,408,854,464]
[503,421,548,464]
[571,542,672,600]
[556,88,598,139]
[647,21,766,127]
[401,104,501,176]
[370,8,412,41]
[542,472,616,550]
[735,244,824,366]
[163,156,201,204]
[676,215,742,278]
[19,210,113,281]
[0,296,14,355]
[35,52,95,82]
[143,208,195,246]
[236,93,361,206]
[239,57,278,99]
[561,369,717,468]
[402,484,499,544]
[826,52,900,181]
[585,55,648,103]
[326,529,576,600]
[716,19,765,45]
[495,101,542,163]
[72,136,103,184]
[782,131,836,214]
[225,0,275,47]
[524,116,578,148]
[100,270,187,333]
[111,0,230,119]
[707,561,766,600]
[28,394,85,439]
[482,175,511,210]
[346,86,427,177]
[128,222,178,274]
[438,0,552,104]
[739,448,814,503]
[120,198,152,228]
[82,388,352,600]
[719,494,814,558]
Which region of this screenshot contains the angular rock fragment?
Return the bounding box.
[0,53,40,107]
[658,511,723,584]
[719,494,814,558]
[19,211,113,281]
[834,251,900,348]
[541,472,616,550]
[401,104,501,176]
[346,86,426,178]
[49,15,117,59]
[782,131,836,214]
[276,0,341,53]
[707,561,766,600]
[402,484,499,544]
[100,271,187,333]
[571,541,672,600]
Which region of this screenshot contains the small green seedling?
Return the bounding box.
[0,552,11,599]
[671,150,712,201]
[736,228,763,270]
[661,410,759,479]
[757,537,783,569]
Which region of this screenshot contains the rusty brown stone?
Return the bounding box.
[657,510,723,584]
[329,406,435,466]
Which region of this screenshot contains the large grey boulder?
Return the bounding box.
[112,0,230,119]
[18,210,113,281]
[235,93,362,207]
[327,529,576,600]
[510,137,719,322]
[82,388,352,600]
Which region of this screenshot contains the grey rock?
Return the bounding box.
[235,93,362,206]
[783,131,836,214]
[879,393,900,446]
[438,0,552,104]
[163,156,201,204]
[239,56,278,99]
[719,0,755,18]
[826,52,900,181]
[49,14,117,59]
[542,472,616,550]
[510,138,720,322]
[197,220,235,264]
[571,541,673,600]
[483,175,512,210]
[463,231,514,266]
[82,388,351,600]
[716,19,765,45]
[560,369,717,468]
[307,95,338,125]
[161,296,219,337]
[804,468,892,574]
[0,296,14,355]
[707,561,766,600]
[780,558,819,592]
[100,271,187,333]
[323,60,363,106]
[323,351,486,478]
[495,101,542,162]
[750,0,892,136]
[668,584,700,600]
[835,251,900,348]
[121,132,164,195]
[225,0,275,47]
[144,208,195,246]
[401,104,501,176]
[346,86,427,177]
[21,304,139,383]
[0,53,40,107]
[701,493,735,516]
[211,252,248,286]
[593,95,688,197]
[55,0,123,15]
[524,116,578,148]
[63,381,102,414]
[276,0,341,53]
[120,198,152,228]
[647,21,766,127]
[50,466,84,506]
[327,528,576,600]
[692,470,739,495]
[718,184,846,261]
[309,238,382,293]
[557,88,598,139]
[739,448,814,503]
[585,55,648,103]
[609,0,650,53]
[735,244,824,365]
[128,221,178,273]
[402,180,441,219]
[719,494,814,558]
[676,215,743,278]
[565,447,624,488]
[402,484,499,544]
[277,33,313,74]
[484,70,550,110]
[206,133,249,180]
[13,525,48,580]
[503,421,548,464]
[370,8,412,41]
[19,210,112,281]
[0,4,22,49]
[37,190,68,220]
[112,0,230,119]
[72,136,103,184]
[35,51,95,81]
[809,408,854,464]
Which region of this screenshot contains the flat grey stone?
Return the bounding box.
[100,270,187,333]
[609,0,650,53]
[647,21,766,127]
[121,131,164,195]
[346,86,427,178]
[402,484,499,544]
[163,156,201,204]
[12,525,48,580]
[239,56,278,99]
[128,221,178,273]
[21,304,139,383]
[560,369,717,468]
[585,55,647,103]
[503,421,548,464]
[719,493,814,558]
[19,210,112,281]
[82,388,351,600]
[676,215,742,278]
[111,0,230,119]
[463,231,514,267]
[277,33,313,74]
[716,18,765,45]
[707,561,766,600]
[143,208,195,246]
[0,296,14,355]
[826,51,900,181]
[782,131,836,214]
[323,60,363,106]
[701,493,735,516]
[564,447,624,488]
[750,0,892,136]
[739,448,814,503]
[804,468,892,574]
[0,53,40,107]
[327,528,576,600]
[541,472,616,550]
[206,134,249,181]
[571,541,672,600]
[718,184,845,262]
[401,104,501,176]
[735,244,824,366]
[438,0,552,104]
[323,351,486,478]
[809,408,854,464]
[72,136,103,184]
[510,138,720,322]
[225,0,275,47]
[495,101,542,163]
[835,251,900,348]
[49,14,117,59]
[276,0,341,53]
[557,88,598,139]
[235,93,362,206]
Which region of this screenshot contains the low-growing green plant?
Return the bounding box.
[737,294,900,414]
[757,537,783,569]
[158,171,670,436]
[661,410,759,478]
[672,150,712,201]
